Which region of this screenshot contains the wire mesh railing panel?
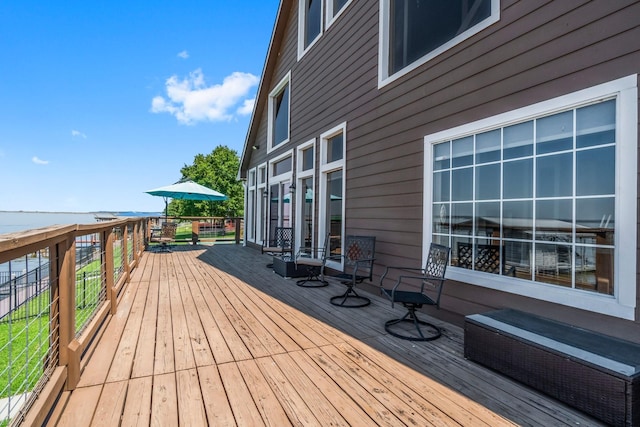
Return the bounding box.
[0,249,59,426]
[112,226,124,285]
[75,233,106,336]
[126,225,134,265]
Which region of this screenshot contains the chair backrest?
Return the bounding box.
[425,243,450,279]
[424,243,450,306]
[457,242,503,274]
[272,226,293,250]
[343,235,376,281]
[161,222,177,239]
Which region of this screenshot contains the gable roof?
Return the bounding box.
[238,0,293,179]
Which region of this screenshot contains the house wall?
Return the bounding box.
[245,0,640,341]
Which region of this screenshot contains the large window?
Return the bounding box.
[379,0,499,86]
[319,123,346,266]
[297,140,316,251]
[299,0,352,58]
[268,152,293,242]
[246,168,257,243]
[268,73,290,150]
[424,76,637,319]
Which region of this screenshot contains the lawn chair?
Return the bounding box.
[457,242,515,276]
[294,232,330,287]
[152,222,177,253]
[380,243,450,341]
[328,235,376,308]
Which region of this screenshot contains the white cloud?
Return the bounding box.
[236,98,255,116]
[71,129,87,139]
[150,69,259,125]
[177,50,189,59]
[32,156,49,165]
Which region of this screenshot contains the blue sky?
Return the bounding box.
[0,0,279,213]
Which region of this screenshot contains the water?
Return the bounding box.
[0,211,160,235]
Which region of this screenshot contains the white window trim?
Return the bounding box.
[319,122,347,270]
[298,0,324,60]
[325,0,353,30]
[246,168,257,244]
[256,162,268,245]
[423,75,638,320]
[267,71,291,153]
[378,0,500,88]
[296,139,317,250]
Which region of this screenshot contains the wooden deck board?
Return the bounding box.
[51,245,606,427]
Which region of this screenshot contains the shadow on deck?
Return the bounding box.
[50,245,604,426]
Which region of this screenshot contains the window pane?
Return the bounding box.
[577,99,615,148]
[534,243,572,287]
[504,121,533,159]
[451,203,472,235]
[576,146,615,196]
[390,0,492,74]
[432,203,450,234]
[475,164,500,200]
[505,240,532,280]
[475,202,500,238]
[273,84,289,146]
[536,111,573,154]
[503,200,533,239]
[575,246,614,295]
[451,168,473,201]
[305,0,322,47]
[535,199,572,242]
[333,0,348,16]
[327,133,343,162]
[576,197,614,245]
[536,153,572,198]
[504,159,533,199]
[301,177,314,250]
[433,141,450,170]
[302,147,314,171]
[327,170,343,255]
[274,157,292,175]
[433,170,450,202]
[452,136,473,167]
[476,129,500,164]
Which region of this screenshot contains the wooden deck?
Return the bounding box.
[51,245,604,426]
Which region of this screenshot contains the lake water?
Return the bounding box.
[0,211,160,235]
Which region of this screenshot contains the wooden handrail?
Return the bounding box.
[0,217,148,425]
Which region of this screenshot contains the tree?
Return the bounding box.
[169,146,243,217]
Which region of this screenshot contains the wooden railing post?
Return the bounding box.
[57,235,80,390]
[123,225,131,283]
[103,229,116,315]
[192,220,199,244]
[235,218,242,244]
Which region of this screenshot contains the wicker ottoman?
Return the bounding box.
[464,309,639,426]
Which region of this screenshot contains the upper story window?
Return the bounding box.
[424,75,638,320]
[379,0,500,87]
[299,0,352,58]
[299,0,323,57]
[268,72,291,150]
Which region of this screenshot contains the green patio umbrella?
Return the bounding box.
[145,178,227,222]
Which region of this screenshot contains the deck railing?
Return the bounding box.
[0,218,146,426]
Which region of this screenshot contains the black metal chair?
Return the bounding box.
[328,235,376,308]
[261,227,293,267]
[294,232,330,287]
[380,243,450,341]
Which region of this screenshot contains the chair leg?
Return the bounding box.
[330,285,370,308]
[296,265,328,287]
[384,306,441,341]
